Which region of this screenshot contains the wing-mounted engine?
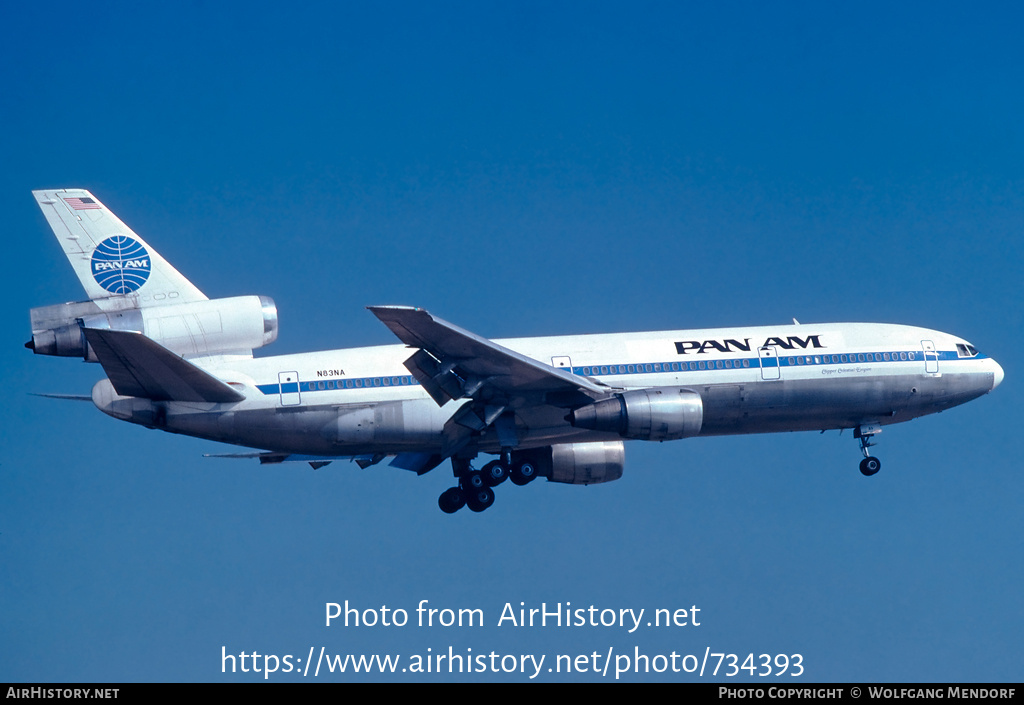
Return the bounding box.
[507,441,625,485]
[548,441,625,484]
[567,388,703,441]
[27,295,278,360]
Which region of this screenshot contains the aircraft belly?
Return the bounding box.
[470,426,623,454]
[327,400,448,450]
[699,372,992,436]
[167,407,343,454]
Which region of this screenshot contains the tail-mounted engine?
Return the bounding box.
[567,388,703,441]
[27,295,278,360]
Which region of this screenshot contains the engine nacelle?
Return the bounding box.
[28,295,278,360]
[509,441,625,485]
[549,441,625,485]
[567,388,703,441]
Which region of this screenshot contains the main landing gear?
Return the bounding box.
[437,454,538,514]
[854,424,883,476]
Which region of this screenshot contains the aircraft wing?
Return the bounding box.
[83,328,245,403]
[368,306,611,456]
[369,306,609,401]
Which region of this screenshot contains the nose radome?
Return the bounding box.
[991,359,1004,390]
[987,358,1003,391]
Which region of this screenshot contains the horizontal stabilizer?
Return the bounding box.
[29,392,93,402]
[83,328,244,403]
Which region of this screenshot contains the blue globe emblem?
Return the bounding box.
[91,236,152,294]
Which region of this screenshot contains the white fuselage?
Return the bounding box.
[91,321,1003,458]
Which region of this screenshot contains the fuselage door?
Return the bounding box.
[551,356,572,369]
[921,340,939,374]
[758,346,781,380]
[278,371,301,406]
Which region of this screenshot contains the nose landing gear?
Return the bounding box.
[859,456,882,476]
[855,424,883,476]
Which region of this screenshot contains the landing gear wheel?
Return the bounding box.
[481,460,509,486]
[465,486,495,512]
[460,471,486,491]
[859,457,881,476]
[438,487,466,514]
[510,461,537,485]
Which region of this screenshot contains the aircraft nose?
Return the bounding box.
[991,359,1004,390]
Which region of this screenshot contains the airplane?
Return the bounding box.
[27,189,1004,514]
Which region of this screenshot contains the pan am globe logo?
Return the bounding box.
[91,236,152,294]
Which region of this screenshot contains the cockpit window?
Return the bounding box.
[956,344,979,358]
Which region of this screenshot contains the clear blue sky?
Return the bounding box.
[2,0,1021,682]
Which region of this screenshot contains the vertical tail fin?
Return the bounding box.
[33,189,207,307]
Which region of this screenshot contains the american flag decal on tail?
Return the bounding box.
[64,196,102,210]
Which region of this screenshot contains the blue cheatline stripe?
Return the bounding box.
[257,374,422,396]
[573,349,984,377]
[253,349,985,396]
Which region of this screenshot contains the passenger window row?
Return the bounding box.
[573,351,920,377]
